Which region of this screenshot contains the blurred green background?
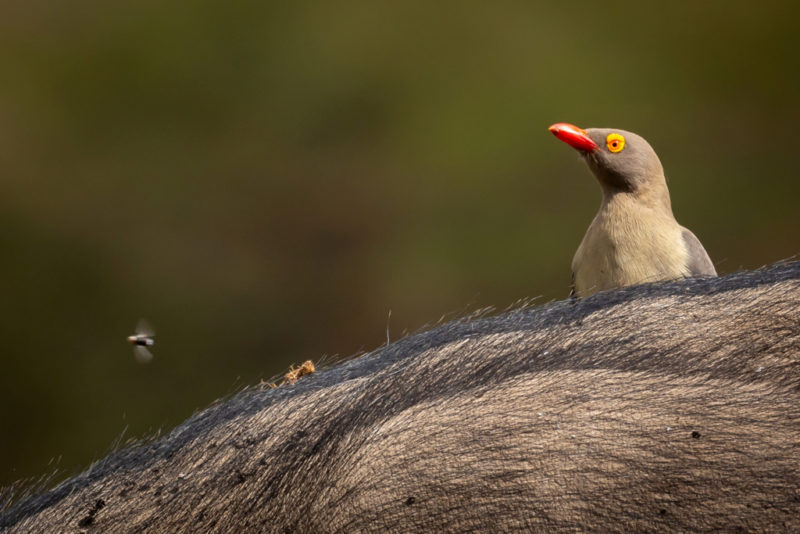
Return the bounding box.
[2,1,798,488]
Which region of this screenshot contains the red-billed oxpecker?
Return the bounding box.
[549,123,716,298]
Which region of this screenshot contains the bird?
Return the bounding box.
[548,122,716,298]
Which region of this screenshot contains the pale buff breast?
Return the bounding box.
[572,199,690,297]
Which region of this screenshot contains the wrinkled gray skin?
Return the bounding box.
[2,262,800,533]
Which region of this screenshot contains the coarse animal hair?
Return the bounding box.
[2,261,800,532]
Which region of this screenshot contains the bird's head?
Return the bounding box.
[549,123,665,195]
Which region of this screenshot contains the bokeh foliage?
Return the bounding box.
[1,0,798,487]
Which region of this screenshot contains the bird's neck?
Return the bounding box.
[600,173,673,217]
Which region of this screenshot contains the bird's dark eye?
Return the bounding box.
[606,133,625,153]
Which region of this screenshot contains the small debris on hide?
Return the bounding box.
[285,360,315,385]
[259,360,316,389]
[259,379,278,390]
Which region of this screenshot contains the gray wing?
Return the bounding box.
[136,318,155,337]
[681,227,717,277]
[134,345,153,364]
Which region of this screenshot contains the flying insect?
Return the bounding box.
[127,319,155,364]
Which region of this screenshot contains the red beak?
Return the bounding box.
[548,123,599,152]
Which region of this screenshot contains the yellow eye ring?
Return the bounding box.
[606,133,625,153]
